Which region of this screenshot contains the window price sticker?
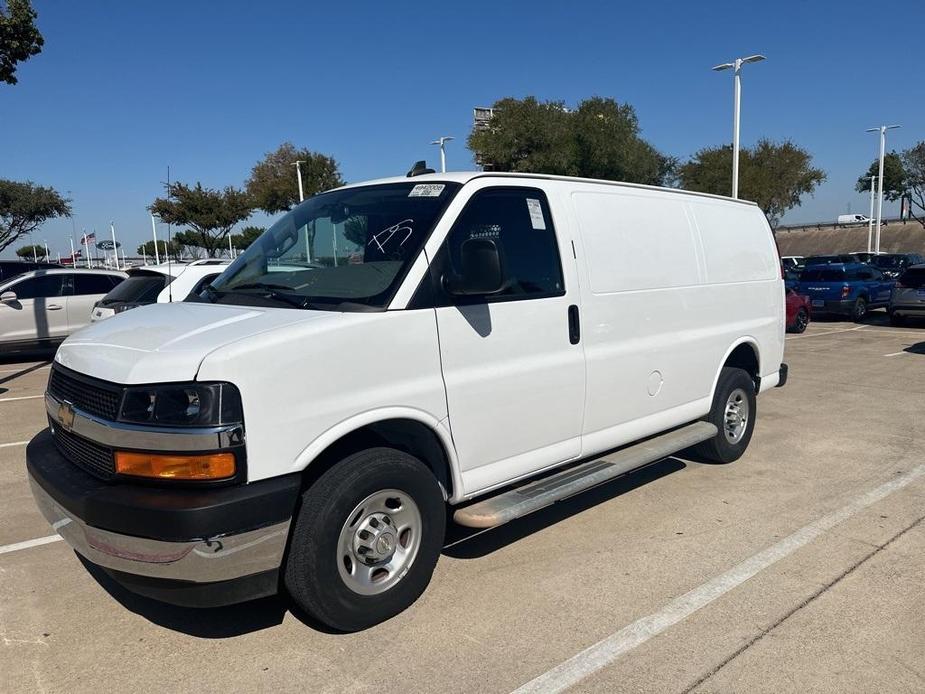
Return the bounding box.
[526,198,546,230]
[409,184,445,197]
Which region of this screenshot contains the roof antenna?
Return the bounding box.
[407,160,436,177]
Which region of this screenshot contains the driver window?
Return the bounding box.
[437,188,564,304]
[11,275,64,300]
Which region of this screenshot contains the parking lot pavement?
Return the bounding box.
[1,319,924,693]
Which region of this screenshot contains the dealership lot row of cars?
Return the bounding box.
[783,252,925,332]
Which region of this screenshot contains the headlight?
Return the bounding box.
[118,382,243,427]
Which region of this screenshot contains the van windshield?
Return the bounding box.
[207,182,460,310]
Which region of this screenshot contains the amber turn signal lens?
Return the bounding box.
[114,451,236,480]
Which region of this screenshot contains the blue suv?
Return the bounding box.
[796,262,894,321]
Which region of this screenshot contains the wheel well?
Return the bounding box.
[299,419,453,500]
[724,342,760,388]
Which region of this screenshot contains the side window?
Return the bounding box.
[10,275,64,300]
[74,274,120,295]
[869,268,884,280]
[437,188,564,303]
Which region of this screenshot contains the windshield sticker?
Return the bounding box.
[526,198,546,230]
[409,184,445,198]
[369,219,413,252]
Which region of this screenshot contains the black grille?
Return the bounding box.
[50,420,115,480]
[48,366,122,421]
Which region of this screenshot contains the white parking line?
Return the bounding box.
[0,394,44,403]
[0,440,29,448]
[0,535,62,556]
[511,461,925,694]
[786,326,866,340]
[884,351,909,357]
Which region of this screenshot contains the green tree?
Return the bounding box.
[855,152,906,201]
[136,239,182,262]
[678,140,826,226]
[0,0,43,85]
[172,230,205,259]
[246,142,344,214]
[0,179,71,253]
[229,225,264,251]
[901,142,925,228]
[15,243,45,260]
[467,96,672,185]
[148,182,252,257]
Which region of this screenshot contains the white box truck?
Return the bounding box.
[28,171,787,631]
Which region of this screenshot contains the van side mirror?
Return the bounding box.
[1,291,17,303]
[443,238,504,296]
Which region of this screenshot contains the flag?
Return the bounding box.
[81,232,96,245]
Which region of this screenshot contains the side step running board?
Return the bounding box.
[453,421,718,528]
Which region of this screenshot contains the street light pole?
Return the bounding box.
[866,124,901,254]
[867,175,877,253]
[430,136,454,173]
[151,215,161,264]
[110,221,120,270]
[293,160,305,202]
[69,236,76,266]
[712,55,766,199]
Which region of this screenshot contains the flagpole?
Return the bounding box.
[151,215,160,264]
[69,237,76,267]
[110,221,120,270]
[93,230,99,268]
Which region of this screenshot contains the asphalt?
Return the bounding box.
[1,313,924,693]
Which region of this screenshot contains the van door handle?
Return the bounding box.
[568,304,580,345]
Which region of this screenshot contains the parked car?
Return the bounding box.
[0,269,126,353]
[869,253,925,279]
[0,260,62,283]
[783,267,801,291]
[27,171,786,632]
[796,262,894,321]
[888,263,925,326]
[90,259,231,322]
[837,214,870,225]
[804,254,859,266]
[786,289,811,333]
[781,256,804,269]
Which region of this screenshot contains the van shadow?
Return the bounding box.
[456,303,492,337]
[904,342,925,355]
[442,457,686,559]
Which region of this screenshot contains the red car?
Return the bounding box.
[786,288,811,333]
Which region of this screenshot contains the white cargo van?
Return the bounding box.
[837,213,870,225]
[28,172,786,631]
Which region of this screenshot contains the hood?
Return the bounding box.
[56,302,339,384]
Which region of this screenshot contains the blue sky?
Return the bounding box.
[1,0,922,259]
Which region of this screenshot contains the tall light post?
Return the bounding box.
[292,160,305,202]
[68,236,76,267]
[712,54,766,199]
[866,175,877,253]
[430,136,454,173]
[110,221,120,270]
[43,240,50,261]
[866,124,901,254]
[150,215,161,264]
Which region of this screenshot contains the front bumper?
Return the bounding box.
[27,428,302,606]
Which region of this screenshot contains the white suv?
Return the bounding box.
[0,269,126,353]
[90,259,231,322]
[28,172,786,631]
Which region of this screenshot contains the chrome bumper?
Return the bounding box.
[29,473,290,583]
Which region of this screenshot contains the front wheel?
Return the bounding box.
[852,297,867,322]
[693,367,757,464]
[284,447,446,632]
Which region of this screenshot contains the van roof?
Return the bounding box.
[338,171,760,207]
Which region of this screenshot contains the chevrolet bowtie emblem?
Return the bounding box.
[58,401,76,431]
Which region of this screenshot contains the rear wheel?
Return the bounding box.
[852,297,868,322]
[693,367,756,464]
[284,447,446,632]
[789,307,809,334]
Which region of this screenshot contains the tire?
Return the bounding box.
[789,307,809,334]
[852,297,867,322]
[693,367,756,464]
[283,447,446,632]
[889,311,905,327]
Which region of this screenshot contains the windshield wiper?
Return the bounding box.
[222,281,309,309]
